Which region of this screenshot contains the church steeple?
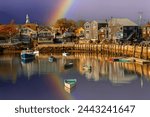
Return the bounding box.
[26,14,30,24]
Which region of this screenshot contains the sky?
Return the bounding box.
[0,0,149,24]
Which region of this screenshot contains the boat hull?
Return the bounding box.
[21,58,34,64]
[21,53,35,60]
[64,79,77,89]
[49,57,56,62]
[64,63,73,69]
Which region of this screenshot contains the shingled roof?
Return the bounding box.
[109,18,138,26]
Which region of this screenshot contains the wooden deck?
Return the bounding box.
[37,43,150,60]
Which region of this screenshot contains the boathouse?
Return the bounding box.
[108,18,139,42]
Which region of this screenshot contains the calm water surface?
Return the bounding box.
[0,53,150,100]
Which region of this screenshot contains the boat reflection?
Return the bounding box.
[21,58,35,64]
[64,86,76,94]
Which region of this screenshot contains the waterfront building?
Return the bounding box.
[84,20,108,42]
[108,18,138,42]
[38,26,54,43]
[20,24,37,39]
[142,22,150,40]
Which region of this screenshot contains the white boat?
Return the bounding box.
[21,49,35,60]
[33,50,39,56]
[62,52,69,56]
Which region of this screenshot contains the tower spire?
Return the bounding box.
[26,14,30,24]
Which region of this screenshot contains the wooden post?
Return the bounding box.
[114,44,116,55]
[122,44,125,56]
[133,44,136,57]
[140,45,143,59]
[146,45,148,60]
[126,44,128,56]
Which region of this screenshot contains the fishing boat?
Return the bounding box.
[64,62,73,69]
[21,49,35,60]
[48,56,56,62]
[64,79,77,89]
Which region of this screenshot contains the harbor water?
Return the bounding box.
[0,53,150,100]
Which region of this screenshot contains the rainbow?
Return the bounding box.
[46,73,74,100]
[48,0,74,24]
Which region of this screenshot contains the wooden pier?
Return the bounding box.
[37,43,150,60]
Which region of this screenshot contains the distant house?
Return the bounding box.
[108,18,138,41]
[20,23,38,39]
[142,23,150,40]
[20,27,37,39]
[38,27,52,38]
[37,27,54,43]
[84,22,91,39]
[19,24,38,43]
[84,20,108,41]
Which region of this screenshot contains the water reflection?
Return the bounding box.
[0,53,150,86]
[1,53,150,99]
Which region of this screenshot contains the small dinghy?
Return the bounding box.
[48,56,56,62]
[62,52,70,56]
[64,62,73,69]
[64,79,77,89]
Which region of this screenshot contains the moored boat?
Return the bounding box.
[21,49,35,60]
[62,52,69,56]
[48,56,56,62]
[64,79,77,89]
[64,62,73,69]
[119,58,135,62]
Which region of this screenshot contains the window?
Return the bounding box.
[86,26,90,28]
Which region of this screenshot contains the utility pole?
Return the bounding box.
[137,12,143,38]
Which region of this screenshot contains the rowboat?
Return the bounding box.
[64,79,77,89]
[110,57,135,63]
[64,62,73,69]
[119,58,135,62]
